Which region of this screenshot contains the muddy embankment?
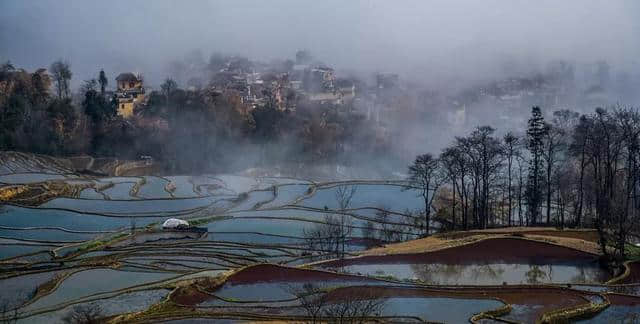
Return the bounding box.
[322,237,600,267]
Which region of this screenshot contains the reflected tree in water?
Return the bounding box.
[525,265,548,284]
[287,283,387,324]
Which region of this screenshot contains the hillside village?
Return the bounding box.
[0,50,624,175]
[107,52,396,122]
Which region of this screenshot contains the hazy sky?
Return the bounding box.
[2,0,639,87]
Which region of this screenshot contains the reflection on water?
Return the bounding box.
[576,305,640,323]
[383,297,504,323]
[327,261,609,285]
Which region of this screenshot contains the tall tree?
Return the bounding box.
[334,185,356,258]
[49,60,72,99]
[503,132,520,226]
[570,115,592,227]
[582,107,640,262]
[98,70,108,95]
[160,78,178,107]
[82,79,115,124]
[464,126,503,228]
[407,154,443,235]
[542,121,567,225]
[526,106,547,225]
[440,147,460,230]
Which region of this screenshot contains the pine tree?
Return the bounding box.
[98,70,108,96]
[526,106,547,225]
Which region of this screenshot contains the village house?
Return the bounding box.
[115,72,145,118]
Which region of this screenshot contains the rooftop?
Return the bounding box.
[116,72,140,82]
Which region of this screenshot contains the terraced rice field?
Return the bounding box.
[1,154,638,323]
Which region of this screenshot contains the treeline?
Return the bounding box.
[0,60,386,173]
[409,105,640,263]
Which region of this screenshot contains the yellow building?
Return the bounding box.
[115,73,145,118]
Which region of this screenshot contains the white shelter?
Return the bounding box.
[162,218,189,229]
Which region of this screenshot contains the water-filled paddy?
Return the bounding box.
[23,268,175,312]
[298,183,422,212]
[383,297,504,322]
[317,238,609,284]
[0,173,71,184]
[216,175,260,193]
[0,205,165,231]
[207,232,306,245]
[19,289,169,324]
[0,228,98,242]
[324,261,608,285]
[0,241,60,259]
[0,270,65,308]
[78,188,105,199]
[576,294,640,323]
[206,217,312,238]
[228,190,275,211]
[165,176,199,198]
[101,182,137,200]
[137,176,172,199]
[576,305,640,323]
[39,196,219,215]
[259,184,311,208]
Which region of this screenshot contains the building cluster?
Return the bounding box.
[205,59,357,114]
[107,55,402,122]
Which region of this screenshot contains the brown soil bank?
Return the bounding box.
[607,293,640,305]
[364,229,602,256]
[171,264,382,306]
[225,264,378,286]
[69,156,160,176]
[322,237,599,267]
[438,227,599,243]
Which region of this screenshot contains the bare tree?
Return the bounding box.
[160,78,178,106]
[515,152,527,226]
[440,147,461,230]
[570,115,592,227]
[323,288,387,324]
[335,185,357,258]
[287,283,329,324]
[62,303,103,324]
[466,126,504,228]
[582,107,640,262]
[303,214,340,258]
[503,132,520,226]
[542,122,565,225]
[407,153,443,235]
[50,59,72,99]
[288,284,386,324]
[0,299,19,324]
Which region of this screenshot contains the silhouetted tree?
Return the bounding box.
[503,132,520,226]
[50,59,72,99]
[570,115,591,227]
[98,70,108,95]
[295,50,313,65]
[160,78,178,107]
[62,303,103,324]
[407,153,443,235]
[335,185,356,258]
[526,106,547,225]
